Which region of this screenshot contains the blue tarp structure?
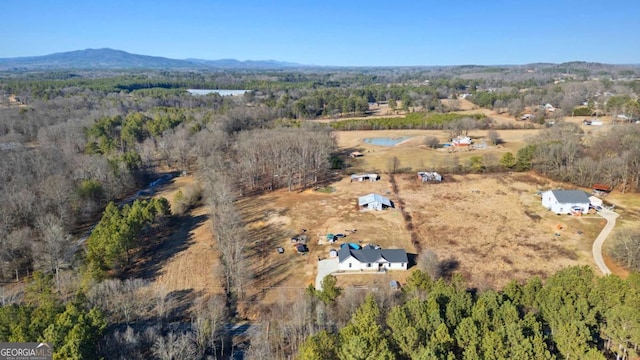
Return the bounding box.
[340,243,361,250]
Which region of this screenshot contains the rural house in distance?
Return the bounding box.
[358,193,392,211]
[338,245,408,271]
[541,190,591,214]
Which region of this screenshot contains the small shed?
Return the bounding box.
[592,184,611,195]
[351,173,379,182]
[417,171,442,183]
[358,193,392,211]
[350,151,364,158]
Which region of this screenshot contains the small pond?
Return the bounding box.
[363,136,410,146]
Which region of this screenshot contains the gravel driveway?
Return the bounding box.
[592,209,619,275]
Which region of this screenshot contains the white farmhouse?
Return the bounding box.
[541,190,590,214]
[338,246,408,271]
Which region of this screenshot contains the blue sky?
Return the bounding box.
[1,0,638,66]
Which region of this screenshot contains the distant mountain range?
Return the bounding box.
[0,48,306,70]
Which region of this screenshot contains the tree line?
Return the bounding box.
[295,267,640,360]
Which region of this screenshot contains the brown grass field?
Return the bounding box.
[234,169,616,309]
[337,128,534,173]
[396,172,606,289]
[146,176,224,296]
[139,119,636,318]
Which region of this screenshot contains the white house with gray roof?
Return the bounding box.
[358,193,392,211]
[541,190,590,214]
[338,246,408,271]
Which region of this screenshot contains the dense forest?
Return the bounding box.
[296,267,640,360]
[1,65,639,359]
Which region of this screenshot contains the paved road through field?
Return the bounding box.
[592,209,619,275]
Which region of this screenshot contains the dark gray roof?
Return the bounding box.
[550,190,590,204]
[338,246,408,264]
[358,193,391,206]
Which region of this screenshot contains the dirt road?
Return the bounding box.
[592,209,619,275]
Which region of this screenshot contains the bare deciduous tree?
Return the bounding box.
[487,130,501,145]
[609,230,640,271]
[387,156,401,174]
[418,249,441,280]
[152,331,198,360]
[33,214,73,287]
[424,136,441,149]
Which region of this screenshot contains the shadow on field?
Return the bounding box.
[166,288,201,321]
[439,257,460,280]
[236,194,299,303]
[407,253,418,269]
[123,213,208,281]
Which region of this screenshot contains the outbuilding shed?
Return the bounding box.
[417,171,442,182]
[351,174,379,182]
[358,193,392,211]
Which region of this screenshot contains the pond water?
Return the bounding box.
[186,89,249,96]
[363,137,410,146]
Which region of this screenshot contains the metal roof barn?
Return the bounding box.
[358,193,392,211]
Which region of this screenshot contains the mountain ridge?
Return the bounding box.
[0,48,306,70]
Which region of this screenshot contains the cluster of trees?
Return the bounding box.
[86,278,229,359]
[0,146,136,281]
[84,108,190,155]
[606,95,640,121]
[526,122,640,192]
[329,113,487,131]
[231,127,336,193]
[609,230,640,272]
[86,198,170,281]
[468,79,640,120]
[297,267,640,360]
[0,272,106,359]
[203,170,252,299]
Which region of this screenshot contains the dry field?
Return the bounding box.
[396,173,605,289]
[235,176,414,316]
[440,98,479,111]
[337,129,537,173]
[235,170,610,302]
[136,122,635,317]
[143,175,224,297]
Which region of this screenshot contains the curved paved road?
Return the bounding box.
[592,209,619,275]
